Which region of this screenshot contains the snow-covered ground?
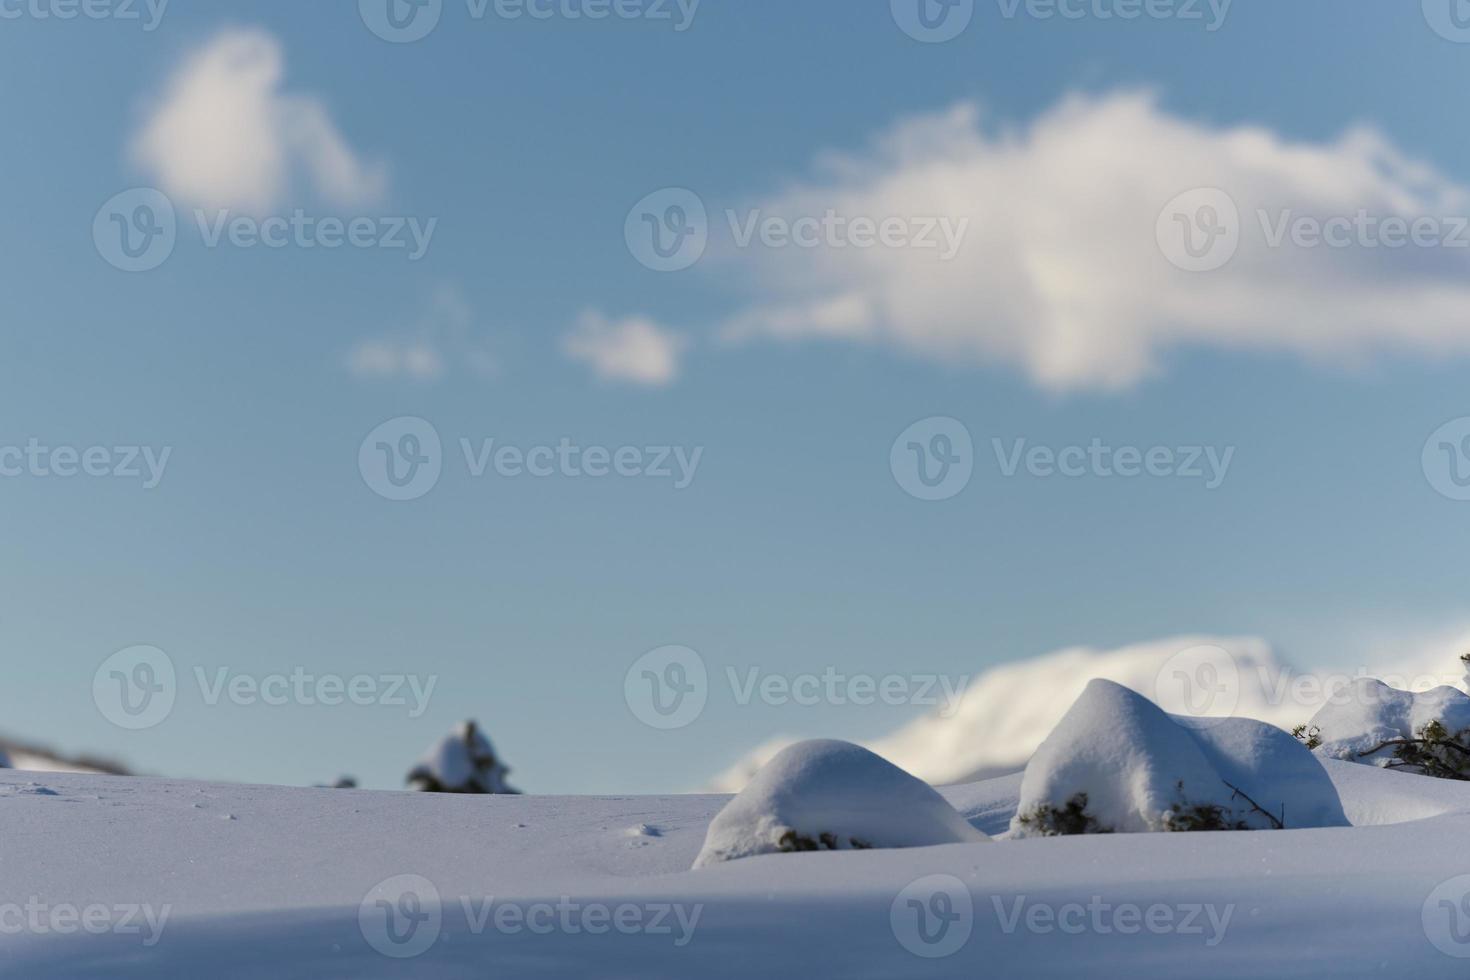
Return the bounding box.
[5,761,1470,977]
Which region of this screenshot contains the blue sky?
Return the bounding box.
[4,1,1470,793]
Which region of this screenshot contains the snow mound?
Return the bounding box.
[692,739,988,869]
[1308,677,1470,771]
[1011,680,1348,836]
[407,721,518,794]
[709,635,1299,791]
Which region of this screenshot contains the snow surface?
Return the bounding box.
[1011,680,1347,836]
[1309,677,1470,768]
[691,740,987,868]
[5,761,1470,977]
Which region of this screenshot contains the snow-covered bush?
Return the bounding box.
[406,721,518,794]
[1010,680,1347,837]
[1304,676,1470,780]
[692,739,987,869]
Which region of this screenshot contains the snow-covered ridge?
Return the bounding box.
[0,734,129,776]
[708,634,1470,792]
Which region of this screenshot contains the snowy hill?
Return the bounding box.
[709,636,1306,791]
[6,762,1470,977]
[0,734,129,776]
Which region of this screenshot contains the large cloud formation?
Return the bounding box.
[720,92,1470,391]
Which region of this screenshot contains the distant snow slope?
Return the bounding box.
[0,735,127,776]
[5,763,1470,977]
[710,636,1304,791]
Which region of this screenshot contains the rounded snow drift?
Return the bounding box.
[1011,679,1348,836]
[692,739,988,869]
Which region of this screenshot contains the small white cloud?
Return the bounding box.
[718,92,1470,391]
[561,310,688,386]
[132,27,386,214]
[346,339,446,383]
[347,285,496,383]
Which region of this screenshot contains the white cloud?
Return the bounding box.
[347,285,496,383]
[562,310,688,386]
[132,27,386,214]
[719,92,1470,391]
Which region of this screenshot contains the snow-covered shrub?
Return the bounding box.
[1010,680,1347,837]
[1305,677,1470,780]
[407,721,518,794]
[692,739,988,869]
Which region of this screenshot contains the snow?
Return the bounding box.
[1309,677,1470,768]
[691,740,988,868]
[709,635,1303,791]
[405,720,516,794]
[6,761,1470,977]
[1011,680,1347,836]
